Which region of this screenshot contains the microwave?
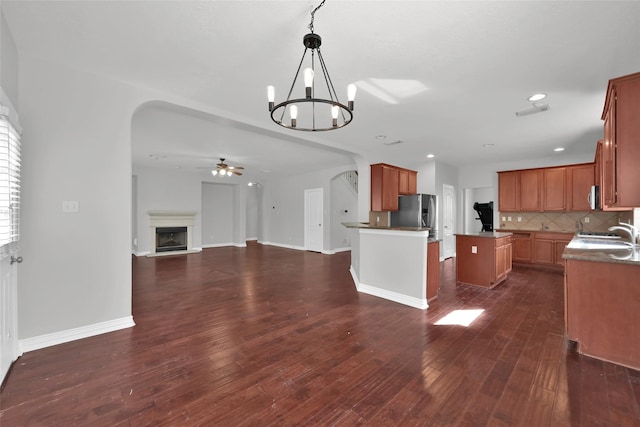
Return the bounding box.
[589,185,599,210]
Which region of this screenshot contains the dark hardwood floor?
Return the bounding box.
[1,242,639,426]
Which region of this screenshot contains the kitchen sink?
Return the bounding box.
[567,238,634,250]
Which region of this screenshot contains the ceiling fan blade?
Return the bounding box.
[231,170,243,176]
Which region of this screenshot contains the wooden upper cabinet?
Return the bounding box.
[498,171,519,211]
[398,169,417,195]
[601,72,640,209]
[543,167,566,211]
[567,163,595,211]
[519,169,542,211]
[370,163,416,211]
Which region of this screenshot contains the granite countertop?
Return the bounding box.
[342,222,429,232]
[455,231,513,239]
[342,222,441,242]
[563,236,640,266]
[497,228,574,234]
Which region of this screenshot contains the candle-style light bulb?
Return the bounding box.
[211,170,218,176]
[267,85,275,111]
[304,68,314,99]
[332,105,339,127]
[290,105,298,128]
[347,84,357,110]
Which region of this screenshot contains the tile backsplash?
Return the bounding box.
[497,211,633,233]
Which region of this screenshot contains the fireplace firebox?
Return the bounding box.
[155,227,188,253]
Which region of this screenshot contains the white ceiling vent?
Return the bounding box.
[383,140,403,146]
[515,104,550,117]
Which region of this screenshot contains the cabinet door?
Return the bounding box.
[512,234,533,263]
[505,241,513,273]
[602,91,617,207]
[382,167,399,211]
[498,171,519,211]
[426,241,440,301]
[407,171,417,194]
[519,169,542,211]
[554,239,570,266]
[613,75,640,207]
[543,167,566,211]
[495,244,506,283]
[371,164,400,211]
[398,169,409,195]
[567,164,595,211]
[534,239,554,264]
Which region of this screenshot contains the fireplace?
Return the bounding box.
[156,227,188,252]
[147,211,199,257]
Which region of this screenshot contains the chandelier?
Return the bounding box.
[267,0,356,131]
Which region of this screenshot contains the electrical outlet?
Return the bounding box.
[502,216,506,221]
[584,217,590,223]
[517,217,522,222]
[471,245,477,254]
[507,216,512,221]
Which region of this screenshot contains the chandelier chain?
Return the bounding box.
[308,0,327,33]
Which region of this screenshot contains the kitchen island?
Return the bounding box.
[563,236,640,370]
[343,223,439,309]
[455,232,513,288]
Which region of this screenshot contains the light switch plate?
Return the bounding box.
[62,200,79,213]
[471,245,477,254]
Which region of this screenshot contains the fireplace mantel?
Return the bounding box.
[147,211,200,257]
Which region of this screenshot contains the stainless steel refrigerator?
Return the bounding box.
[390,194,438,233]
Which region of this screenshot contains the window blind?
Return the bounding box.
[0,113,21,248]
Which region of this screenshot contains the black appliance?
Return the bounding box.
[473,201,494,232]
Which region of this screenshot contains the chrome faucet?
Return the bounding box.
[608,221,639,245]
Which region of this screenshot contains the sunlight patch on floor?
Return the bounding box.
[434,309,484,327]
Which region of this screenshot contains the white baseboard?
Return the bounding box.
[349,266,427,310]
[19,316,136,353]
[259,241,306,251]
[202,242,235,248]
[325,246,351,254]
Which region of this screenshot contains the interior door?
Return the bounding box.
[443,184,455,259]
[304,188,323,252]
[0,111,21,384]
[1,252,19,382]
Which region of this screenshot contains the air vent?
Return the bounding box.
[515,104,550,117]
[383,140,403,146]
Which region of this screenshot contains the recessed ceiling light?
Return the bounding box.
[426,154,435,158]
[483,144,495,148]
[554,147,565,152]
[375,135,387,140]
[528,93,547,102]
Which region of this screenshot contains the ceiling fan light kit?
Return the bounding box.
[211,158,243,177]
[267,0,356,131]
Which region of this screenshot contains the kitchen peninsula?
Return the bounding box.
[343,223,439,309]
[563,238,640,370]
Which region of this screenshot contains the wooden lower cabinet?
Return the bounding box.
[511,232,533,263]
[426,241,440,302]
[455,234,512,288]
[534,232,573,266]
[565,258,640,370]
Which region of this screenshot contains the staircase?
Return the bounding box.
[340,170,358,196]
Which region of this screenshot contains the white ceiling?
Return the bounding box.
[3,1,640,180]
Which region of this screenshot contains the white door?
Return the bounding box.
[0,111,21,384]
[443,184,455,259]
[304,188,323,252]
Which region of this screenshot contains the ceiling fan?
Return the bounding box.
[210,158,244,176]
